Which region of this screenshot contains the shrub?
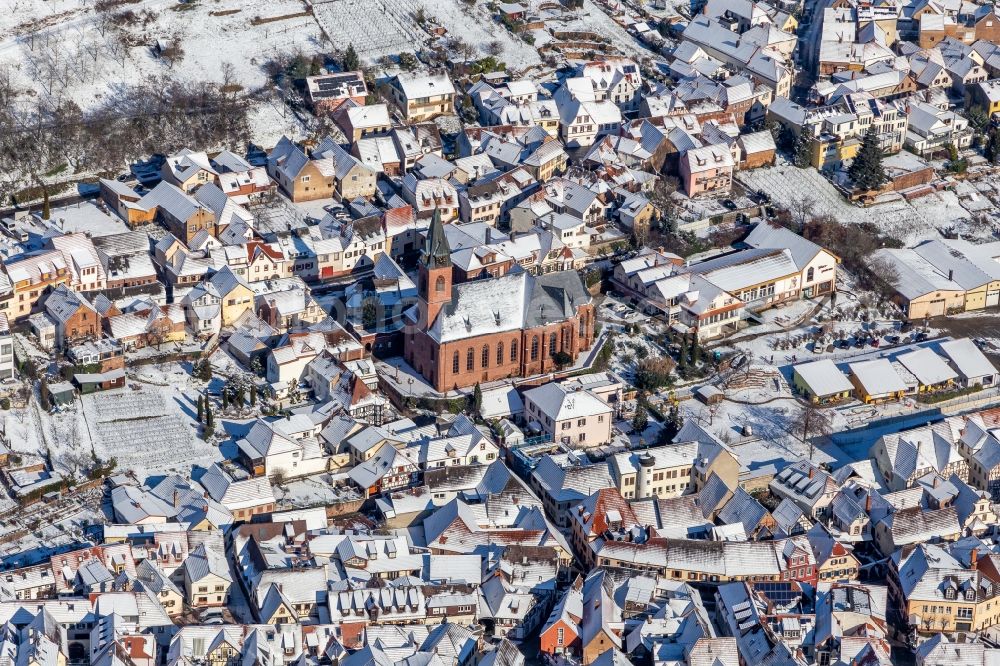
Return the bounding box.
[635,357,675,391]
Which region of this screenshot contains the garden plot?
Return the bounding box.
[314,0,541,68]
[313,0,427,61]
[737,165,970,245]
[549,0,657,63]
[418,0,541,68]
[82,387,217,476]
[607,331,666,386]
[679,397,850,468]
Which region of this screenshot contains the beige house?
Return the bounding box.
[610,435,740,500]
[388,73,456,121]
[313,138,378,201]
[183,266,255,332]
[871,248,969,320]
[744,222,840,299]
[182,543,232,608]
[267,137,335,202]
[897,544,1000,637]
[522,139,568,182]
[160,149,216,192]
[135,560,184,616]
[523,383,612,447]
[333,102,393,143]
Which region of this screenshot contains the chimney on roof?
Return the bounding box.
[972,549,979,569]
[865,494,872,513]
[948,269,954,281]
[808,467,815,479]
[173,490,181,508]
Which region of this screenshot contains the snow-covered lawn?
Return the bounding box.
[680,396,851,470]
[247,101,312,150]
[0,0,325,150]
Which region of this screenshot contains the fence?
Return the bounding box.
[828,388,1000,448]
[831,409,945,448]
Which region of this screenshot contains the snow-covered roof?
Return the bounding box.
[849,358,908,396]
[896,348,959,387]
[524,383,610,421]
[393,72,456,100]
[743,221,827,269]
[426,269,590,344]
[183,543,232,583]
[793,359,854,397]
[939,338,997,380]
[691,248,798,293]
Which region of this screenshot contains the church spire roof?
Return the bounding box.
[423,208,452,268]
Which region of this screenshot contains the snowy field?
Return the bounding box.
[247,96,314,149]
[313,0,425,62]
[314,0,542,67]
[0,0,325,141]
[0,0,665,156]
[82,385,220,476]
[737,164,972,245]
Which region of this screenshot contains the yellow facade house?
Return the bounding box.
[848,358,908,403]
[871,247,968,320]
[896,348,959,393]
[793,358,855,403]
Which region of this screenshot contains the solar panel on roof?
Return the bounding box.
[752,582,803,608]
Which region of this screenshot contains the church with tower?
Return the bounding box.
[404,212,597,393]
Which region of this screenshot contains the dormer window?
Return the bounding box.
[966,589,976,601]
[946,588,956,600]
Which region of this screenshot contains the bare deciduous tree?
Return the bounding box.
[800,402,832,459]
[866,254,901,298]
[790,194,815,229]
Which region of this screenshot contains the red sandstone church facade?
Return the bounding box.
[404,214,596,392]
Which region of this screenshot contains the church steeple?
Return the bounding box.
[423,208,452,268]
[418,209,452,326]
